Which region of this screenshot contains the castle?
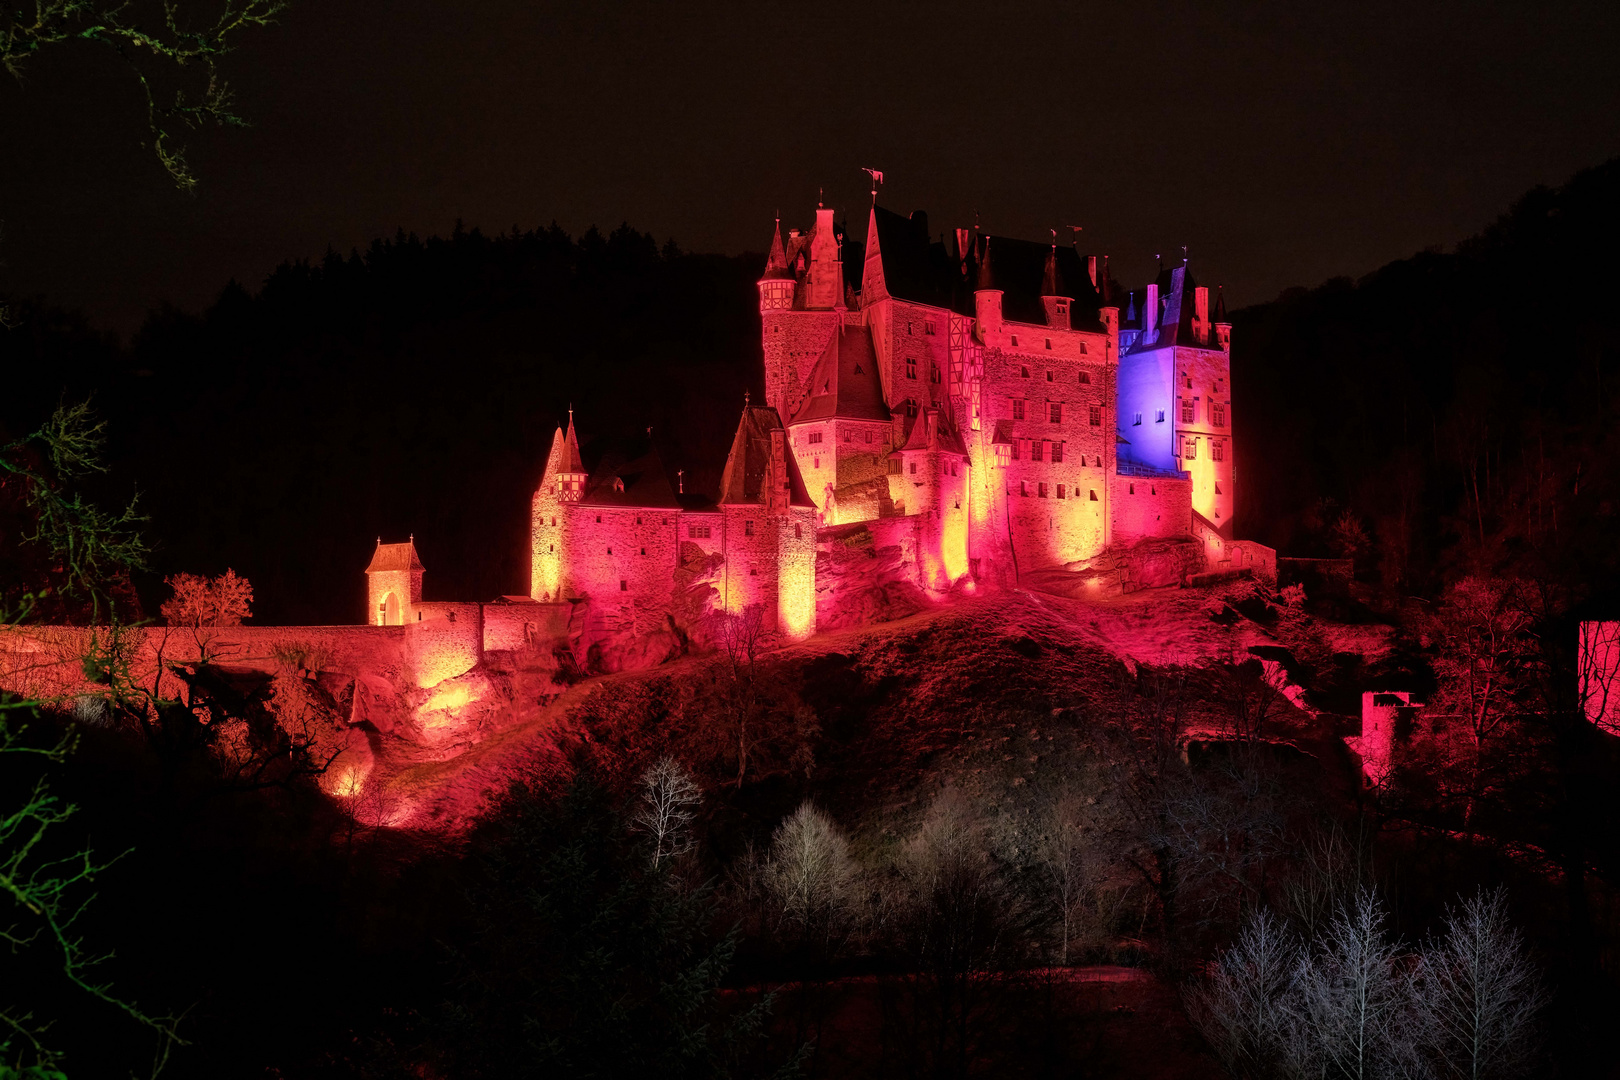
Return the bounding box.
[500,196,1270,645]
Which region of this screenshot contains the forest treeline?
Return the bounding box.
[3,157,1620,623]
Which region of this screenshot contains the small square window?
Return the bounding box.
[1078,371,1091,385]
[1089,489,1098,501]
[620,580,627,591]
[864,430,873,444]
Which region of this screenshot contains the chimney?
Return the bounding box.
[1194,286,1210,346]
[1087,255,1098,288]
[1144,282,1159,342]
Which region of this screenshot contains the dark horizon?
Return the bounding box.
[3,0,1617,335]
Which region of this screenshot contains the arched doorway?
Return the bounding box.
[379,592,401,626]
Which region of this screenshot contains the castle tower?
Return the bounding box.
[365,538,423,625]
[716,403,818,638]
[760,210,842,420]
[973,236,1003,343]
[530,414,587,602]
[889,407,970,590]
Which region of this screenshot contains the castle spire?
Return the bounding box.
[1040,239,1068,298]
[1214,284,1228,321]
[764,216,790,278]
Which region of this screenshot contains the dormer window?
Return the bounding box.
[613,478,625,493]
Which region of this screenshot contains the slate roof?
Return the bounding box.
[717,406,816,509]
[366,541,424,574]
[788,325,891,424]
[896,406,970,457]
[578,437,683,509]
[869,205,971,313]
[968,232,1105,330]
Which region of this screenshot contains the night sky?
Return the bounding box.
[2,0,1617,334]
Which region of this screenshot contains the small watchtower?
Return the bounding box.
[366,538,423,625]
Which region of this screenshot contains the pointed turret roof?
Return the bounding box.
[762,217,794,281]
[366,540,424,574]
[562,413,585,473]
[1214,284,1228,322]
[718,405,816,509]
[976,234,998,291]
[788,325,890,425]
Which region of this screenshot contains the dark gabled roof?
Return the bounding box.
[869,205,972,313]
[895,406,969,457]
[788,325,891,425]
[971,232,1105,330]
[1153,264,1209,348]
[717,406,816,509]
[578,437,682,509]
[366,541,423,574]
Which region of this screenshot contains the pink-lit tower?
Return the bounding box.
[889,406,971,590]
[759,207,844,421]
[529,412,587,602]
[716,403,819,638]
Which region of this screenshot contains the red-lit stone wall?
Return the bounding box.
[1110,471,1192,542]
[560,506,681,636]
[763,310,840,418]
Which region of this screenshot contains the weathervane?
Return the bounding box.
[1181,245,1189,265]
[861,167,884,205]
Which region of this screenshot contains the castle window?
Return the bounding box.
[1181,399,1195,423]
[1038,482,1049,498]
[745,520,754,536]
[635,515,642,524]
[596,515,602,523]
[620,580,628,591]
[1031,440,1043,462]
[909,462,917,475]
[795,523,803,538]
[1212,441,1225,462]
[930,361,941,384]
[1050,403,1063,423]
[614,478,625,492]
[906,399,919,417]
[1052,442,1064,463]
[906,358,918,379]
[1045,339,1052,350]
[1080,342,1088,355]
[1089,490,1098,501]
[1046,370,1054,381]
[640,547,646,555]
[607,547,612,554]
[1133,412,1142,426]
[1155,410,1165,423]
[1215,483,1223,495]
[1079,371,1091,384]
[951,460,959,476]
[1019,364,1029,377]
[1151,485,1157,495]
[1214,379,1225,394]
[1184,438,1197,460]
[888,457,901,474]
[1012,399,1026,420]
[1056,483,1066,499]
[808,431,823,444]
[1016,439,1029,460]
[814,457,819,469]
[1020,480,1029,496]
[1213,403,1226,427]
[864,430,873,444]
[1183,373,1193,389]
[1129,484,1135,494]
[844,429,853,442]
[1089,405,1101,426]
[549,544,553,552]
[551,517,556,526]
[688,525,712,539]
[1012,337,1020,348]
[749,568,757,576]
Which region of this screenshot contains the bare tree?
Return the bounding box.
[1576,620,1620,734]
[1031,787,1095,966]
[159,569,253,627]
[762,801,860,950]
[716,604,768,788]
[1416,889,1544,1080]
[1276,820,1375,941]
[633,756,701,870]
[1426,578,1535,825]
[1282,891,1424,1080]
[1186,907,1299,1080]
